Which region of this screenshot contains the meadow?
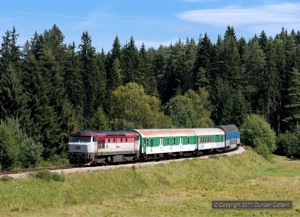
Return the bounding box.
[0,148,300,217]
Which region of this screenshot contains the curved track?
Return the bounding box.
[0,146,245,179]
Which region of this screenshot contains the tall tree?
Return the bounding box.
[0,65,25,121]
[107,36,122,92]
[242,38,267,114]
[121,36,140,83]
[283,67,300,129]
[21,54,56,153]
[64,42,84,126]
[221,26,242,89]
[194,33,213,90]
[159,40,186,103]
[78,31,106,125]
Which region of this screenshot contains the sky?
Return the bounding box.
[1,0,300,53]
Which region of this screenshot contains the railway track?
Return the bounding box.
[0,166,78,178]
[0,146,245,179]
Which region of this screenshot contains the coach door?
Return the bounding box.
[179,137,183,150]
[159,138,164,152]
[134,136,140,158]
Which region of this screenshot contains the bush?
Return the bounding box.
[0,118,43,171]
[241,114,276,158]
[277,131,300,158]
[0,175,13,182]
[254,139,272,160]
[33,170,65,182]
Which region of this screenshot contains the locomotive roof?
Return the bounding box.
[215,125,239,134]
[70,130,137,137]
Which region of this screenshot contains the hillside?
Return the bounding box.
[0,148,299,216]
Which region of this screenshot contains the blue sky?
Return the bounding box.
[1,0,300,52]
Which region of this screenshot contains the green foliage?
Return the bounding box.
[211,79,249,126]
[89,106,110,130]
[241,114,276,157]
[253,139,272,160]
[165,88,213,127]
[0,118,43,170]
[33,170,65,182]
[110,82,173,129]
[283,67,300,129]
[1,25,300,166]
[277,130,300,158]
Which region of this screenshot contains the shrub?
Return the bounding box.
[254,139,272,160]
[0,175,13,182]
[33,170,65,182]
[241,114,276,158]
[277,131,300,158]
[241,114,276,150]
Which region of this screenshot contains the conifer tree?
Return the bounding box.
[79,31,107,126]
[194,33,213,90]
[0,27,24,121]
[121,36,140,83]
[283,67,300,129]
[64,42,84,125]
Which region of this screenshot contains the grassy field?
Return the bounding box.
[0,148,300,217]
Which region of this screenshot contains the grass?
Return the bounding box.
[0,148,300,216]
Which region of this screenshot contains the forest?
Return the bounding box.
[0,24,300,170]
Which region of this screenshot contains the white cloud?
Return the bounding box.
[177,2,300,27]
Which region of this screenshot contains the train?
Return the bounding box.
[68,125,240,165]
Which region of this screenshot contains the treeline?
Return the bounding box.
[1,25,300,170]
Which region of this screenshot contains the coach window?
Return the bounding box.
[93,137,97,142]
[167,138,170,145]
[150,139,154,147]
[108,138,110,143]
[188,137,190,144]
[173,138,176,145]
[144,138,148,146]
[126,138,128,142]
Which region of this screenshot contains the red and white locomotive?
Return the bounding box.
[68,130,140,164]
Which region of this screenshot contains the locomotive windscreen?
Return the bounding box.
[69,136,92,143]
